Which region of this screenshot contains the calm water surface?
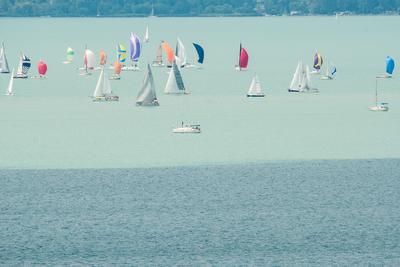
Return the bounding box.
[0,17,400,168]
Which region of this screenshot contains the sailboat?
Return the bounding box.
[92,66,119,101]
[312,52,323,74]
[152,43,164,67]
[377,56,395,78]
[36,60,48,78]
[164,60,188,94]
[14,53,31,79]
[235,43,248,71]
[320,62,337,80]
[5,68,14,96]
[136,64,159,106]
[144,26,149,43]
[288,62,318,93]
[193,43,204,66]
[175,38,187,68]
[123,32,141,71]
[247,74,265,97]
[117,44,127,64]
[148,4,156,18]
[0,42,10,73]
[369,78,388,111]
[162,41,174,68]
[80,46,95,75]
[110,60,122,80]
[62,47,74,64]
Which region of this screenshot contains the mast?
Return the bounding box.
[85,44,88,72]
[239,43,242,71]
[375,78,378,106]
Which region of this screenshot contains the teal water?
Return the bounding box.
[1,159,400,265]
[0,17,400,168]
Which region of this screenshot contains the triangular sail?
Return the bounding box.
[144,26,149,43]
[290,62,302,90]
[193,43,204,64]
[155,44,163,64]
[136,64,159,106]
[93,66,112,97]
[175,38,186,67]
[6,69,14,95]
[130,33,141,63]
[164,61,186,94]
[0,42,10,73]
[16,54,31,76]
[247,75,264,96]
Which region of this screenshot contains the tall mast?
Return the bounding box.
[375,78,378,106]
[239,43,242,71]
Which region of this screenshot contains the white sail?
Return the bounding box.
[247,75,264,96]
[175,38,186,67]
[164,61,186,94]
[84,49,95,70]
[5,69,14,95]
[93,66,112,97]
[288,62,316,92]
[289,62,302,90]
[303,65,312,90]
[136,64,159,106]
[15,54,31,78]
[144,26,149,43]
[0,42,10,73]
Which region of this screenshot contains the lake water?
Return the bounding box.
[0,16,400,168]
[1,17,400,266]
[1,159,400,266]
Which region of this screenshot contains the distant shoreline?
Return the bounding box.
[0,13,399,18]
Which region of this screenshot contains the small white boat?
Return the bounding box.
[122,65,140,71]
[172,123,201,133]
[369,103,388,112]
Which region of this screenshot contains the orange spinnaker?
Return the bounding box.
[99,51,107,65]
[114,60,121,75]
[162,41,174,64]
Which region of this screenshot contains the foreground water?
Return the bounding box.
[1,159,399,265]
[0,16,400,168]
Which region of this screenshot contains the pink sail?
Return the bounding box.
[239,48,248,69]
[99,51,107,65]
[38,60,47,76]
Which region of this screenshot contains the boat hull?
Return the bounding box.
[172,125,201,134]
[369,105,389,111]
[93,95,119,102]
[247,94,265,97]
[136,101,159,106]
